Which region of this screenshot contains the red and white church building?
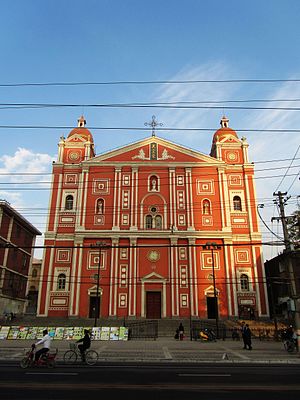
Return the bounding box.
[37,115,269,321]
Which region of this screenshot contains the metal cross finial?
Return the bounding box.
[144,115,163,137]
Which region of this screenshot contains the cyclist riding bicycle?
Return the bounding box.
[76,329,91,361]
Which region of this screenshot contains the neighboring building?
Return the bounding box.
[38,115,268,321]
[0,200,41,316]
[265,251,300,322]
[26,258,42,314]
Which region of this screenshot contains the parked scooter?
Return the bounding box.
[199,328,217,342]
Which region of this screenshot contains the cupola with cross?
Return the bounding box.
[210,116,249,164]
[57,116,95,163]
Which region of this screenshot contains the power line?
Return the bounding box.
[274,145,300,192]
[286,170,300,193]
[0,173,298,192]
[0,124,300,134]
[1,164,299,185]
[1,78,300,87]
[4,101,300,112]
[0,156,298,174]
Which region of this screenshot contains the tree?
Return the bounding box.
[287,210,300,249]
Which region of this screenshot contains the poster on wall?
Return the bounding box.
[100,327,110,341]
[0,326,10,340]
[26,327,38,340]
[119,327,129,341]
[7,326,20,339]
[63,327,74,340]
[109,327,119,341]
[92,327,101,340]
[48,327,56,338]
[36,327,47,339]
[54,327,65,340]
[73,327,84,340]
[17,326,29,339]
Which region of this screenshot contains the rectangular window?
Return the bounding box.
[180,294,189,308]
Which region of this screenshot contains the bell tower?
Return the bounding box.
[57,116,95,163]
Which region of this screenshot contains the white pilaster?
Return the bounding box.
[82,170,89,228]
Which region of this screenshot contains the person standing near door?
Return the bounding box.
[241,321,247,349]
[244,324,252,350]
[178,323,184,341]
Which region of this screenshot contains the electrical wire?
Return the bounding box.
[274,145,300,192]
[1,78,300,87]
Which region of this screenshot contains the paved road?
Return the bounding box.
[0,363,300,399]
[0,337,299,364]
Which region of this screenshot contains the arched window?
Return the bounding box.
[155,215,162,229]
[32,269,37,278]
[240,274,249,291]
[145,209,163,230]
[149,175,158,191]
[233,196,242,211]
[65,195,73,210]
[203,199,211,215]
[96,199,104,214]
[57,273,66,290]
[146,215,153,229]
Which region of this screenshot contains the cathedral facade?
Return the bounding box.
[37,116,269,321]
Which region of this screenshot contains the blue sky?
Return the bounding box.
[0,0,299,259]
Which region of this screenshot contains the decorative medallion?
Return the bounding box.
[227,152,237,161]
[69,151,80,161]
[147,250,160,262]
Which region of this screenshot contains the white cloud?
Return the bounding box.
[0,147,53,182]
[0,148,54,258]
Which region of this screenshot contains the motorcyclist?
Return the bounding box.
[34,329,52,362]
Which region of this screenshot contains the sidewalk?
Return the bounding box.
[0,338,299,364]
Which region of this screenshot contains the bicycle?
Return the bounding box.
[283,338,297,353]
[63,342,98,365]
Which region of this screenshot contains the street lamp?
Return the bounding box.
[202,242,221,338]
[91,241,106,327]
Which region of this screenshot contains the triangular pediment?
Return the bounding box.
[85,136,223,165]
[141,271,167,282]
[204,285,220,295]
[218,135,241,144]
[66,134,87,144]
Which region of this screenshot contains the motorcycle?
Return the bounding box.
[20,344,58,368]
[199,328,217,342]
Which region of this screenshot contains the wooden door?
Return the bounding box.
[89,296,100,319]
[146,292,161,319]
[207,296,218,319]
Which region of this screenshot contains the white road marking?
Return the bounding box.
[162,346,172,359]
[220,346,250,360]
[25,372,78,375]
[178,373,231,377]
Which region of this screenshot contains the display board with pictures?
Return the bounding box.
[0,326,10,340]
[0,326,129,340]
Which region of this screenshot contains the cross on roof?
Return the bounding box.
[144,115,163,137]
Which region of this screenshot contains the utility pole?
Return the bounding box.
[273,191,300,351]
[91,241,106,328]
[202,242,221,338]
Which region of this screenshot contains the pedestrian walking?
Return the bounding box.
[178,323,184,341]
[244,324,252,350]
[241,321,247,349]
